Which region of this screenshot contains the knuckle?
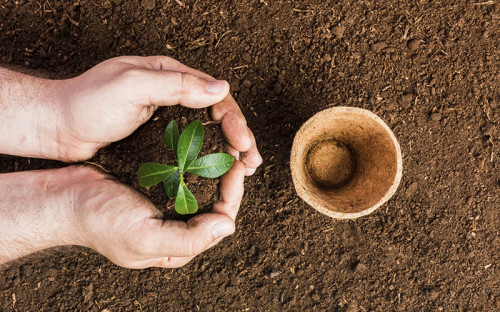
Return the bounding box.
[179,72,198,91]
[169,71,184,101]
[120,68,145,85]
[250,154,263,167]
[232,112,248,128]
[223,111,248,130]
[210,105,224,120]
[163,56,178,66]
[241,150,262,167]
[239,116,249,128]
[151,55,174,69]
[184,235,210,256]
[187,238,202,256]
[233,160,247,171]
[172,72,204,105]
[231,199,242,210]
[186,238,196,256]
[179,72,189,93]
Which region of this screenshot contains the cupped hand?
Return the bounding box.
[70,163,245,269]
[59,56,262,268]
[58,55,262,175]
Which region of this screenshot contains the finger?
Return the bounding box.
[133,57,262,163]
[138,56,217,81]
[131,57,257,153]
[210,95,252,152]
[211,97,263,174]
[127,255,195,269]
[125,56,263,172]
[206,237,225,250]
[244,166,256,176]
[121,55,218,83]
[228,139,261,176]
[144,213,235,257]
[140,235,223,268]
[238,131,263,176]
[227,145,240,159]
[212,160,246,220]
[216,107,252,152]
[160,237,228,268]
[118,55,182,71]
[127,69,229,108]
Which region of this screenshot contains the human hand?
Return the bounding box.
[0,56,261,267]
[57,56,262,175]
[70,164,245,269]
[0,165,245,268]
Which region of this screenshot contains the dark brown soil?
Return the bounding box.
[306,139,356,189]
[1,1,499,311]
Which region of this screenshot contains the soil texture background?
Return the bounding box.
[0,0,499,311]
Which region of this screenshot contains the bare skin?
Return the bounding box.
[0,56,262,268]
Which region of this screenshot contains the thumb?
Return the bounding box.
[147,213,235,257]
[130,69,230,108]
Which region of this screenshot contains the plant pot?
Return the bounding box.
[290,106,403,219]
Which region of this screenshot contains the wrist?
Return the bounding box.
[0,167,83,264]
[65,166,106,250]
[0,68,70,160]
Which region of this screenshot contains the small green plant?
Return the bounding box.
[137,120,235,215]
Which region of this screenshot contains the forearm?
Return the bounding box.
[0,68,66,160]
[0,167,82,265]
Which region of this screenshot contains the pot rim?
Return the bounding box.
[290,106,403,219]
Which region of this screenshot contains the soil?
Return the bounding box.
[0,0,499,311]
[305,139,356,189]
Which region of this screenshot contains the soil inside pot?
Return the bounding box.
[305,139,357,190]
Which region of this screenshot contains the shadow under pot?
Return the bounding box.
[290,106,403,219]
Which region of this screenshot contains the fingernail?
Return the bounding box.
[206,80,228,94]
[212,221,234,239]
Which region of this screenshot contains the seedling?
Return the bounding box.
[137,120,235,215]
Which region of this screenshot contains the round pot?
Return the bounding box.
[290,106,402,219]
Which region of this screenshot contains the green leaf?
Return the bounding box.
[163,170,181,199]
[163,120,180,153]
[177,120,204,172]
[186,153,235,178]
[174,177,198,214]
[137,163,177,187]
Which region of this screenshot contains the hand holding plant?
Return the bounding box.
[138,120,235,214]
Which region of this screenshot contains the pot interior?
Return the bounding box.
[292,108,400,216]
